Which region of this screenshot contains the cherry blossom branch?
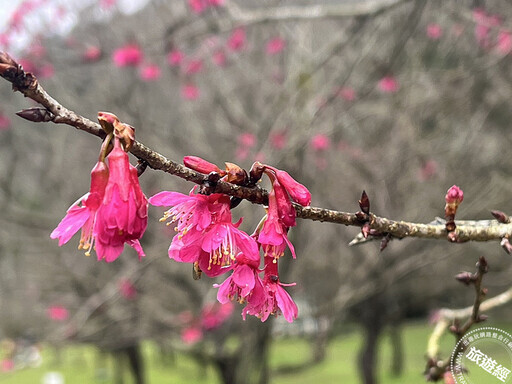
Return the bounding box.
[3,52,512,247]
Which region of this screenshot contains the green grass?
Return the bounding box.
[2,321,510,383]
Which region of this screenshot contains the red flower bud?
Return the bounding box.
[445,185,464,205]
[183,156,226,176]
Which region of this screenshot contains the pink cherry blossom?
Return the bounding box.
[83,45,101,62]
[1,360,14,372]
[185,59,203,75]
[238,132,256,148]
[167,49,185,67]
[139,63,161,81]
[270,131,287,150]
[418,160,438,181]
[212,50,226,66]
[181,84,200,100]
[475,24,490,48]
[426,23,443,40]
[181,326,203,344]
[337,87,356,101]
[310,134,331,151]
[201,302,234,330]
[51,160,109,254]
[227,27,246,52]
[100,0,116,9]
[266,37,286,55]
[184,155,226,175]
[496,31,512,55]
[112,44,143,67]
[119,278,137,300]
[188,0,206,14]
[378,76,399,93]
[0,113,11,130]
[47,305,69,321]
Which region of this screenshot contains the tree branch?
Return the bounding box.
[3,52,512,247]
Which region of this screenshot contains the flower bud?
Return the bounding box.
[184,156,225,175]
[445,185,463,205]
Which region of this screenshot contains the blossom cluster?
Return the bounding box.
[50,112,148,262]
[150,157,311,322]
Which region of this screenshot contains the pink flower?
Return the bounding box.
[238,132,256,148]
[496,31,512,55]
[337,87,356,101]
[310,134,331,151]
[51,160,109,254]
[149,190,213,238]
[212,50,226,66]
[475,24,490,48]
[201,302,234,330]
[1,360,14,372]
[181,326,203,344]
[83,45,101,62]
[266,37,286,55]
[112,44,143,67]
[47,305,69,322]
[139,63,161,81]
[215,252,262,304]
[184,155,226,175]
[208,0,224,6]
[227,27,246,52]
[184,59,203,75]
[445,185,463,205]
[167,49,185,67]
[119,278,137,300]
[426,23,443,40]
[418,160,438,181]
[0,113,11,130]
[100,0,116,9]
[94,137,148,262]
[378,76,399,93]
[264,164,312,207]
[188,0,206,14]
[270,131,287,150]
[181,84,200,100]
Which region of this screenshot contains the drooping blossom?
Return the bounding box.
[242,257,298,323]
[167,49,184,67]
[112,44,143,67]
[426,23,443,40]
[184,59,203,75]
[266,37,286,55]
[378,76,399,93]
[47,305,69,322]
[119,278,137,300]
[139,63,161,81]
[181,84,199,100]
[0,113,11,130]
[337,86,356,101]
[227,27,246,52]
[310,134,331,151]
[262,164,311,207]
[94,137,148,262]
[496,31,512,55]
[83,45,101,62]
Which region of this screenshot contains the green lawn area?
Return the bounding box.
[1,321,509,384]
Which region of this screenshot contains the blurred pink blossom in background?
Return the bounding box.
[227,27,246,52]
[496,31,512,55]
[212,50,226,66]
[83,45,101,62]
[119,278,137,300]
[337,86,357,101]
[139,63,161,81]
[181,326,203,344]
[270,131,287,150]
[418,159,438,181]
[112,43,143,67]
[426,23,443,40]
[378,76,399,93]
[0,113,11,130]
[47,305,69,322]
[181,84,199,100]
[201,302,234,330]
[184,59,203,75]
[238,132,256,148]
[310,134,331,151]
[100,0,116,9]
[266,37,286,55]
[167,49,184,67]
[39,63,54,78]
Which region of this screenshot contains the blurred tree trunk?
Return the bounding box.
[214,319,272,384]
[358,296,386,384]
[125,343,145,384]
[389,324,403,376]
